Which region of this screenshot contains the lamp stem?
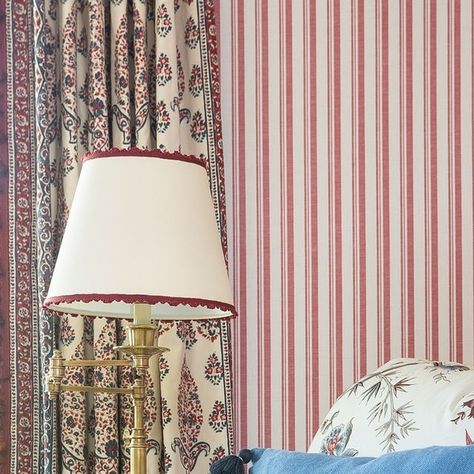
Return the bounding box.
[129,375,147,474]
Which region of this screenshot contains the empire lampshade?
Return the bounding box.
[44,148,235,320]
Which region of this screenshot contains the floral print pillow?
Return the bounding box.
[309,358,474,457]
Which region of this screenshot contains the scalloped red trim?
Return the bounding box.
[83,147,206,169]
[44,293,236,319]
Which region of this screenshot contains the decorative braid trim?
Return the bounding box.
[44,293,237,318]
[83,147,206,169]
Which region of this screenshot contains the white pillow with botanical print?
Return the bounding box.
[308,358,474,457]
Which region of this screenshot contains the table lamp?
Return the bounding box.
[44,148,235,474]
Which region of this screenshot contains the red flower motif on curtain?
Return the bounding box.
[189,64,203,98]
[77,27,88,57]
[176,321,198,350]
[162,447,172,473]
[209,445,226,466]
[190,110,207,142]
[197,320,221,342]
[208,401,227,433]
[160,353,170,381]
[161,397,172,427]
[157,3,172,37]
[157,52,172,86]
[156,100,171,133]
[59,315,75,346]
[204,353,223,385]
[184,16,199,49]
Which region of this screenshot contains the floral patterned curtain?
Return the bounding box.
[33,0,232,472]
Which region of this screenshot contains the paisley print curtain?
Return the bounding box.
[32,0,232,473]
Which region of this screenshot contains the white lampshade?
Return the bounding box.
[44,148,235,320]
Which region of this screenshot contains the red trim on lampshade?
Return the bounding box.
[44,293,237,318]
[83,147,207,169]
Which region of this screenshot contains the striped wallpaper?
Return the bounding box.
[219,0,474,454]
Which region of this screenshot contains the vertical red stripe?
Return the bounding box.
[234,0,248,450]
[429,0,439,360]
[327,0,333,399]
[357,0,367,376]
[448,0,454,360]
[279,0,285,449]
[327,0,343,401]
[285,0,295,451]
[279,0,296,450]
[279,0,287,449]
[472,0,474,365]
[423,0,431,357]
[423,0,430,358]
[375,1,392,363]
[400,0,406,356]
[405,0,415,358]
[351,0,358,379]
[400,0,414,358]
[303,0,319,446]
[255,0,263,447]
[327,0,335,402]
[310,0,320,433]
[262,0,272,449]
[448,0,454,361]
[376,1,381,363]
[351,0,358,381]
[309,0,319,440]
[381,1,391,362]
[453,0,463,362]
[303,0,310,446]
[255,0,272,448]
[333,0,343,396]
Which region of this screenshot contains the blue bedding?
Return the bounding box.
[210,445,474,473]
[248,445,474,473]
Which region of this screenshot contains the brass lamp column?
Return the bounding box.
[44,149,236,474]
[47,305,167,474]
[116,305,162,474]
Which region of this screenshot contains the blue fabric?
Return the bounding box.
[248,446,474,473]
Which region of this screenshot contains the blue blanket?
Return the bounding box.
[248,445,474,473]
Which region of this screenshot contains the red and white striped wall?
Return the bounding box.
[218,0,474,453]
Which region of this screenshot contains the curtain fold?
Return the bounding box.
[7,0,233,472]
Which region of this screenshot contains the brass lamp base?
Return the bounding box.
[46,323,168,474]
